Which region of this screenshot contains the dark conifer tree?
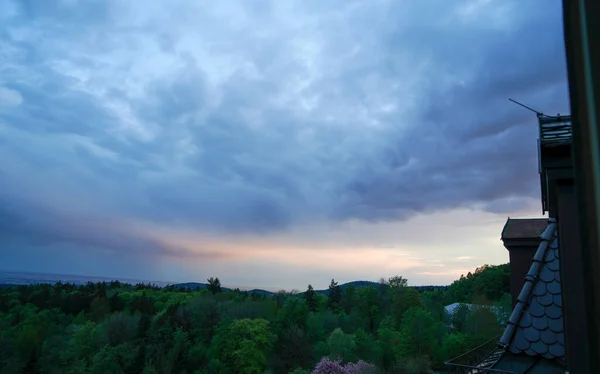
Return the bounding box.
[327,279,342,312]
[304,284,318,312]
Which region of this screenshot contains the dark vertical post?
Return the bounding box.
[562,1,600,373]
[556,182,587,374]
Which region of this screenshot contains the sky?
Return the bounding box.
[0,0,570,291]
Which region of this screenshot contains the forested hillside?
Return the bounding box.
[0,264,510,374]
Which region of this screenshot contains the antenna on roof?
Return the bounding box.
[508,98,544,117]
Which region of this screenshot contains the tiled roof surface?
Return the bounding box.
[501,218,549,240]
[498,219,565,359]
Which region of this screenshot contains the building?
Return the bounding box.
[445,3,600,371]
[445,112,588,373]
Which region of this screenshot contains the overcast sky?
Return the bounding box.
[0,0,569,290]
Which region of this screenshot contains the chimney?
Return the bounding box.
[501,218,548,308]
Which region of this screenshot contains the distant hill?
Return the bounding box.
[171,282,275,296]
[341,280,383,289]
[245,289,275,296]
[310,280,383,295]
[171,282,212,290]
[0,271,447,295]
[0,271,171,288]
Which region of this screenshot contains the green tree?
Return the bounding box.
[341,284,356,314]
[289,368,310,374]
[130,292,156,315]
[306,313,326,343]
[96,282,107,299]
[355,286,380,333]
[90,344,135,374]
[189,297,221,344]
[66,321,101,371]
[398,308,439,359]
[421,288,446,322]
[465,305,502,343]
[388,276,407,288]
[472,264,510,301]
[398,356,432,374]
[165,327,191,373]
[100,313,139,346]
[304,285,318,312]
[327,279,342,313]
[444,264,510,304]
[440,333,471,362]
[353,329,381,366]
[388,277,422,327]
[109,292,126,313]
[377,317,401,372]
[274,290,288,308]
[209,318,276,374]
[89,296,110,322]
[142,363,158,374]
[137,314,151,339]
[273,325,312,373]
[128,343,148,374]
[207,277,222,295]
[278,298,309,330]
[326,328,356,363]
[451,303,470,333]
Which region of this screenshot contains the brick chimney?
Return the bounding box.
[501,218,548,308]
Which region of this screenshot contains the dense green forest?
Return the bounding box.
[0,264,510,374]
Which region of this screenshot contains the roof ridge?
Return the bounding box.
[498,219,557,348]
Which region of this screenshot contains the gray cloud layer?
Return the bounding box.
[0,0,569,265]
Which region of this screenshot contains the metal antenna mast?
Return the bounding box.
[508,98,544,117]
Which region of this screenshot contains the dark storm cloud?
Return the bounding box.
[0,0,569,255]
[338,0,569,220]
[3,78,120,137]
[0,197,228,260]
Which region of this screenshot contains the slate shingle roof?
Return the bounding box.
[498,218,565,359]
[501,218,549,240]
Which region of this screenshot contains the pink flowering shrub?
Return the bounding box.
[312,357,345,374]
[312,357,377,374]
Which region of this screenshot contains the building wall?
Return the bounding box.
[504,240,540,308]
